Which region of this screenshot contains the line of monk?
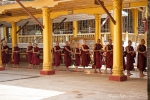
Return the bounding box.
[53,39,147,77]
[1,38,147,77]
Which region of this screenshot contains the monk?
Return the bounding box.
[81,40,91,71]
[2,41,9,67]
[137,39,147,77]
[122,41,126,71]
[32,43,40,69]
[126,40,135,76]
[74,43,81,71]
[93,39,104,73]
[63,41,72,71]
[26,42,33,69]
[53,41,61,71]
[105,39,113,74]
[13,43,20,68]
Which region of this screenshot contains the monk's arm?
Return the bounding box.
[126,47,133,53]
[106,46,112,52]
[93,45,97,52]
[137,45,144,53]
[81,46,89,51]
[65,47,71,52]
[26,47,29,52]
[74,49,80,54]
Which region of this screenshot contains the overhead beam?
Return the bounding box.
[1,38,5,42]
[95,0,116,25]
[15,0,44,29]
[0,24,3,27]
[16,21,29,34]
[101,16,109,27]
[53,18,67,32]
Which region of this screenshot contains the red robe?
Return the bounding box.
[75,48,80,66]
[53,46,61,66]
[126,46,135,71]
[123,46,126,71]
[13,46,20,64]
[106,44,113,68]
[2,45,9,64]
[32,47,40,65]
[81,45,91,67]
[137,45,146,71]
[94,44,103,69]
[27,46,33,64]
[63,46,72,66]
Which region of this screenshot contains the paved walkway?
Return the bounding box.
[0,63,147,100]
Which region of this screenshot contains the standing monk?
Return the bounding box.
[13,43,20,68]
[81,40,91,71]
[137,39,147,77]
[74,43,81,71]
[32,43,40,69]
[93,39,104,73]
[53,41,61,71]
[126,40,135,76]
[26,42,33,69]
[2,41,9,67]
[105,39,113,74]
[63,41,72,71]
[122,41,126,71]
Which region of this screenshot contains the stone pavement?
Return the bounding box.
[0,63,147,100]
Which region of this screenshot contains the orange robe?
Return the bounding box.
[13,46,20,64]
[81,45,91,67]
[137,45,146,71]
[106,45,113,68]
[94,44,103,68]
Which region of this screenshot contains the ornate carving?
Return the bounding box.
[42,8,50,17]
[112,0,122,10]
[112,65,124,76]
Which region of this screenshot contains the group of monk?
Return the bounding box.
[2,41,40,69]
[53,39,147,77]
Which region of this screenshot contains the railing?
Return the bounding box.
[17,32,144,44]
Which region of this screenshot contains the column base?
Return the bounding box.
[109,75,127,82]
[40,70,55,75]
[0,67,5,71]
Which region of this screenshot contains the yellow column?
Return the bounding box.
[109,0,127,81]
[95,14,101,42]
[11,22,17,61]
[0,33,5,70]
[3,27,7,39]
[40,7,55,75]
[132,9,138,36]
[110,20,114,41]
[17,26,20,43]
[73,21,78,37]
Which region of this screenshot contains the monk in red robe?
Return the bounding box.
[93,39,104,73]
[53,41,61,71]
[13,43,20,68]
[63,41,72,71]
[81,40,91,71]
[32,43,40,69]
[2,41,9,67]
[26,42,33,69]
[74,43,81,71]
[126,40,135,76]
[122,41,126,71]
[137,39,147,77]
[105,39,113,74]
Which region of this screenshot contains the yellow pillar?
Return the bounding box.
[109,0,127,81]
[3,27,7,39]
[40,7,55,75]
[17,26,20,43]
[73,21,78,37]
[132,9,138,36]
[11,22,17,61]
[110,20,114,41]
[95,14,101,42]
[0,33,5,70]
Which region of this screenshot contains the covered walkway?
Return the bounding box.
[0,62,147,100]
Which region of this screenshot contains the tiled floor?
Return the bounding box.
[0,63,147,100]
